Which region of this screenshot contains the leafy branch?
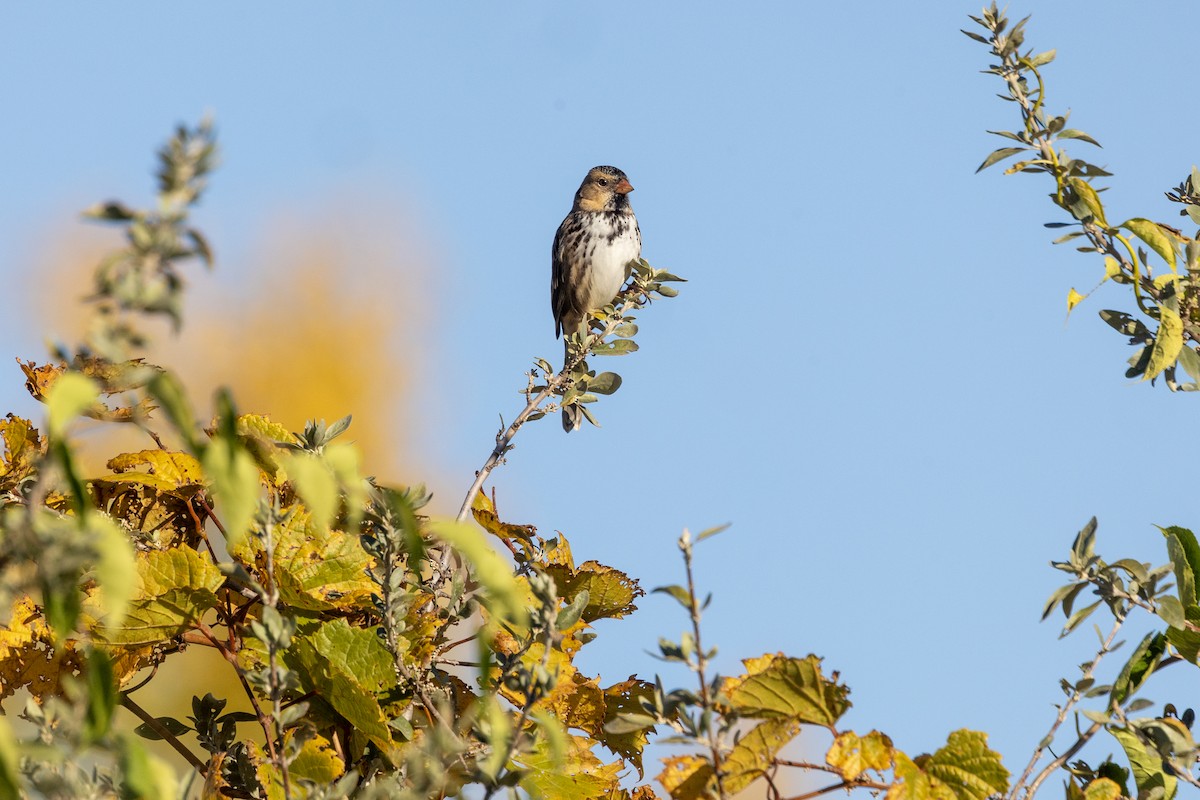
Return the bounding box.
[454,259,683,523]
[968,2,1200,389]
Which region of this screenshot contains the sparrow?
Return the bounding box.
[551,165,642,431]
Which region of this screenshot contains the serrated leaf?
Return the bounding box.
[725,653,849,725]
[723,718,802,793]
[920,730,1009,800]
[657,754,714,800]
[287,732,344,784]
[95,548,223,645]
[828,730,894,781]
[546,561,644,622]
[514,732,622,799]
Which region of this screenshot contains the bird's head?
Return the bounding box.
[574,165,634,212]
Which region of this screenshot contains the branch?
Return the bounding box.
[1010,618,1123,800]
[454,290,640,524]
[783,778,889,800]
[119,693,207,775]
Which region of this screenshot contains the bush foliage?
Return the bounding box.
[1,6,1199,799]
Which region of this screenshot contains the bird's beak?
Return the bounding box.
[615,179,634,194]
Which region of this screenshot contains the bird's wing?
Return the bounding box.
[550,214,576,339]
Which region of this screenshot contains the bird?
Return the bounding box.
[551,165,642,431]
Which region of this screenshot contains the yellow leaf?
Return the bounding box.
[656,755,714,800]
[546,560,644,622]
[1103,256,1121,281]
[723,718,802,793]
[1083,778,1122,800]
[888,751,957,800]
[1068,177,1107,225]
[1123,218,1178,272]
[106,450,204,489]
[828,730,895,781]
[287,732,344,784]
[1066,288,1085,316]
[1144,306,1184,381]
[725,653,850,725]
[269,507,375,611]
[514,733,622,800]
[0,596,83,701]
[472,490,537,541]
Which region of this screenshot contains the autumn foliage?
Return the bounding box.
[3,8,1200,800]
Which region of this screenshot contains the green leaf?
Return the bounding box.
[1144,306,1184,382]
[97,548,223,645]
[118,736,179,800]
[922,730,1010,800]
[201,435,260,552]
[0,718,21,800]
[727,654,849,725]
[89,515,137,629]
[652,584,692,609]
[1057,129,1101,147]
[1110,727,1177,800]
[975,147,1028,173]
[430,520,527,626]
[1177,346,1200,382]
[145,372,198,451]
[593,339,639,357]
[133,717,192,740]
[1110,632,1165,705]
[283,452,338,533]
[1026,49,1056,67]
[587,372,622,395]
[1067,177,1107,225]
[1160,526,1200,609]
[723,718,803,793]
[1122,219,1178,272]
[289,622,397,759]
[46,372,99,438]
[83,649,116,743]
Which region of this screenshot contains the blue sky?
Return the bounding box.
[3,1,1199,789]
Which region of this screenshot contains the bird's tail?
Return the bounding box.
[561,337,582,432]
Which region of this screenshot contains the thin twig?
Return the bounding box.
[783,778,888,800]
[120,693,207,774]
[1009,618,1122,800]
[1025,721,1102,799]
[683,537,727,799]
[454,287,646,525]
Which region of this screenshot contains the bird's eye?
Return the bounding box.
[597,179,608,187]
